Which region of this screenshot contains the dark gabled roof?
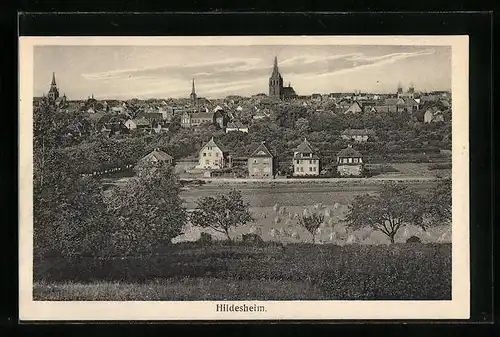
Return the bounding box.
[140,149,174,162]
[249,142,273,158]
[203,137,230,153]
[293,138,320,159]
[294,138,314,154]
[337,145,363,158]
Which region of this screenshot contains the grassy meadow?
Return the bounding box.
[34,242,451,301]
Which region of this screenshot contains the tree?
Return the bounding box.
[106,161,187,254]
[427,178,452,225]
[297,212,325,243]
[295,117,310,134]
[190,189,254,240]
[33,174,111,257]
[344,182,427,243]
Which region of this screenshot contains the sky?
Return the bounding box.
[33,45,451,100]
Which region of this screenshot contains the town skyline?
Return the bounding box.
[34,45,451,100]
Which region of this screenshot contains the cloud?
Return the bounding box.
[300,48,436,79]
[81,57,265,81]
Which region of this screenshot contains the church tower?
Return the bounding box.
[408,82,415,99]
[397,82,403,98]
[47,72,60,101]
[269,56,284,99]
[190,78,197,103]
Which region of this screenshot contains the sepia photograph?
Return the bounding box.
[19,36,469,320]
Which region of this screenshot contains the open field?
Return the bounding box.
[176,180,450,245]
[34,242,452,301]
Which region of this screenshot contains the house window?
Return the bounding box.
[203,153,206,157]
[313,166,316,171]
[309,167,313,172]
[296,160,300,164]
[359,158,363,163]
[215,152,219,157]
[353,158,358,163]
[309,160,312,164]
[348,158,352,163]
[300,167,304,172]
[253,159,258,164]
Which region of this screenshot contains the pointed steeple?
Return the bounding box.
[272,56,279,75]
[47,72,60,102]
[190,78,197,102]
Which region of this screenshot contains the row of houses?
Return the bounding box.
[342,97,420,114]
[141,138,365,178]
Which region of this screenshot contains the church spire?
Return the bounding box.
[51,72,56,86]
[190,78,197,103]
[272,56,279,75]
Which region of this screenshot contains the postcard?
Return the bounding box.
[19,35,469,320]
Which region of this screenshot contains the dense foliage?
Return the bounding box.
[190,189,254,240]
[344,182,429,243]
[105,161,187,254]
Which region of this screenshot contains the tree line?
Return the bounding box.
[34,146,452,258]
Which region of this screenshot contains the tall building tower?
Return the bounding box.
[47,72,60,101]
[269,56,284,99]
[396,82,403,98]
[190,78,197,103]
[408,83,415,99]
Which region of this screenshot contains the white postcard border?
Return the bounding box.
[19,35,470,321]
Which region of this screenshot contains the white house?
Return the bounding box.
[196,137,232,170]
[293,138,320,176]
[336,145,364,177]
